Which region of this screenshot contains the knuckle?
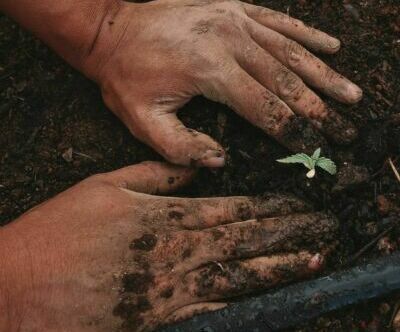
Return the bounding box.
[166,202,187,223]
[308,97,327,120]
[261,92,284,114]
[191,19,212,35]
[294,18,307,29]
[260,92,292,135]
[199,9,245,38]
[323,67,340,84]
[275,69,305,101]
[225,198,254,221]
[273,12,291,25]
[285,40,306,66]
[214,0,244,13]
[213,17,238,35]
[154,230,198,262]
[195,48,229,83]
[321,68,343,98]
[257,6,273,16]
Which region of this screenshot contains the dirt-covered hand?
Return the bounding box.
[84,0,363,167]
[0,162,338,332]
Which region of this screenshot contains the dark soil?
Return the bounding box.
[0,0,399,331]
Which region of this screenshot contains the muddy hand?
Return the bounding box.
[81,0,363,166]
[0,162,338,332]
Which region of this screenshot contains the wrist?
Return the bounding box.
[46,0,123,75]
[0,227,25,331]
[0,0,123,76]
[80,1,141,81]
[0,223,41,332]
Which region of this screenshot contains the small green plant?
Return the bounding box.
[277,148,337,179]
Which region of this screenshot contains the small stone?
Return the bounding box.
[62,148,73,162]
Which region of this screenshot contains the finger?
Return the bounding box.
[162,194,311,230]
[198,212,338,263]
[101,161,195,194]
[127,106,225,168]
[236,39,357,144]
[248,22,362,104]
[184,251,323,301]
[164,302,227,325]
[243,4,341,54]
[209,62,329,153]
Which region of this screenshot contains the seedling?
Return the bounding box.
[277,148,337,178]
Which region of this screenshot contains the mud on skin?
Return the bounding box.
[192,259,309,298]
[122,272,155,294]
[131,233,158,251]
[278,116,331,154]
[113,295,152,331]
[112,209,338,331]
[0,0,398,330]
[221,213,339,258]
[250,194,311,219]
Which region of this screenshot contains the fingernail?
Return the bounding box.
[327,37,341,52]
[308,253,324,271]
[347,84,363,103]
[199,150,226,168]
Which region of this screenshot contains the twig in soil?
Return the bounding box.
[62,148,97,163]
[376,91,394,107]
[238,150,253,160]
[211,261,225,272]
[74,151,97,162]
[370,156,399,180]
[388,158,400,184]
[347,226,394,265]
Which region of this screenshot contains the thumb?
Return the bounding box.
[102,161,196,195]
[125,105,226,168]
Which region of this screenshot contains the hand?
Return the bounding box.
[0,162,338,332]
[84,0,362,167]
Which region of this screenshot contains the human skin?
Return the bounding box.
[0,161,338,332]
[0,0,363,167]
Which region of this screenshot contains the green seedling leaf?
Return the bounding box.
[277,148,337,178]
[315,157,337,175]
[312,148,321,160]
[277,153,314,170]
